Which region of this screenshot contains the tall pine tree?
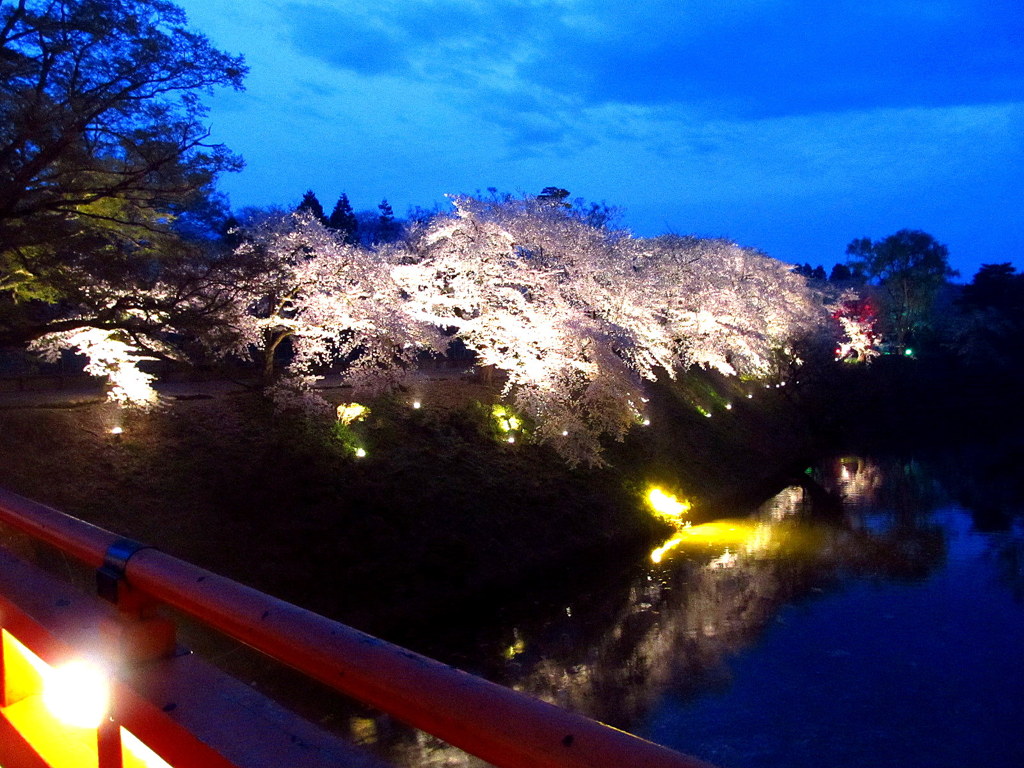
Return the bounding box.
[328,193,359,244]
[296,190,327,224]
[377,198,399,243]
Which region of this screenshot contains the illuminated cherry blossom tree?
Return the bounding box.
[222,212,445,412]
[394,198,646,465]
[832,291,881,363]
[395,196,826,465]
[27,213,444,413]
[621,234,824,378]
[29,327,164,409]
[24,195,828,464]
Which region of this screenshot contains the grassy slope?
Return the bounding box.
[0,370,820,633]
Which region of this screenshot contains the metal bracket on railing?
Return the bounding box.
[96,537,177,662]
[97,537,153,605]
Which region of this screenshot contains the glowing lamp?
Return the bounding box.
[506,436,515,444]
[412,400,422,409]
[646,487,691,524]
[43,661,109,729]
[354,448,367,458]
[642,418,651,426]
[337,403,369,425]
[109,426,123,435]
[561,430,569,436]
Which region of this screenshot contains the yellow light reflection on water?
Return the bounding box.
[651,533,686,563]
[649,518,776,564]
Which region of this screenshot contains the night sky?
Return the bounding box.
[175,1,1023,279]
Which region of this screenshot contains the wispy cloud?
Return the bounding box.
[281,0,1024,119]
[178,0,1024,275]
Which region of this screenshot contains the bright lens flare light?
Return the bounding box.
[646,487,691,525]
[43,661,110,729]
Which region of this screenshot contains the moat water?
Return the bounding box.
[371,452,1024,768]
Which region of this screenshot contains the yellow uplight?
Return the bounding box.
[336,402,369,425]
[491,405,522,432]
[645,487,691,525]
[43,660,109,729]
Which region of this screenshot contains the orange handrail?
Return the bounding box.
[0,487,714,768]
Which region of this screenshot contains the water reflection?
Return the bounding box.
[508,458,950,730]
[360,455,1024,768]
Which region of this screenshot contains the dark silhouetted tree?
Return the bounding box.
[829,263,853,282]
[845,230,957,348]
[296,190,327,224]
[0,0,246,306]
[959,263,1024,313]
[377,198,399,243]
[794,263,826,280]
[327,193,358,244]
[537,187,571,206]
[952,263,1024,370]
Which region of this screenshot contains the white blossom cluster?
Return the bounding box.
[224,213,445,413]
[395,197,826,465]
[29,327,162,409]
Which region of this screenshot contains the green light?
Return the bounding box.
[904,348,914,356]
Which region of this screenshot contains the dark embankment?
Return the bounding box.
[6,353,1018,638]
[0,368,829,635]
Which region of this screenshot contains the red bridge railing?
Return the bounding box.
[0,486,714,768]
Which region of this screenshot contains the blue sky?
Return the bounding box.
[176,0,1023,279]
